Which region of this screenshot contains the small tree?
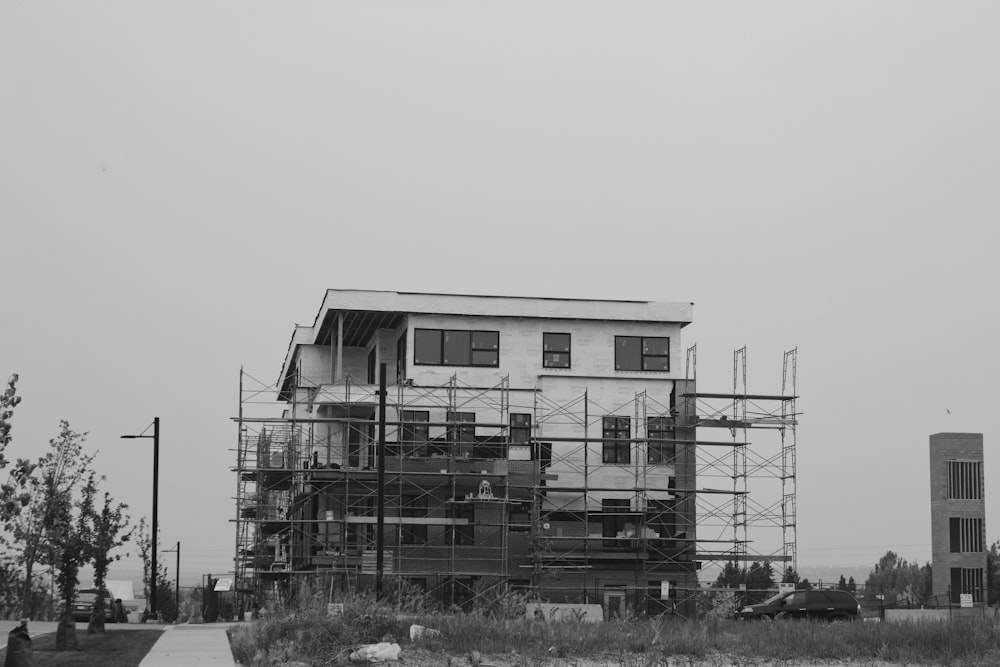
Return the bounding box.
[136,517,152,616]
[0,373,37,594]
[51,479,93,650]
[81,472,131,633]
[780,567,800,585]
[8,421,95,619]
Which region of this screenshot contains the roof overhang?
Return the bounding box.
[277,289,695,398]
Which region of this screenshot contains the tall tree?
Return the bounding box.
[865,550,932,605]
[714,561,744,589]
[7,421,95,619]
[746,562,775,603]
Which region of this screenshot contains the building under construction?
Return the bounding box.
[233,290,797,618]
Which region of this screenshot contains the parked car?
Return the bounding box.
[737,589,860,622]
[71,589,117,623]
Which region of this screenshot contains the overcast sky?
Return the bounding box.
[2,1,998,589]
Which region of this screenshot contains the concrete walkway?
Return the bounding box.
[137,623,238,666]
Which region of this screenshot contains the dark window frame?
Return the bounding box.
[601,498,631,548]
[400,410,430,456]
[615,336,670,372]
[510,413,531,446]
[413,328,499,367]
[400,495,428,545]
[646,416,676,464]
[602,416,631,464]
[447,503,475,546]
[543,332,571,369]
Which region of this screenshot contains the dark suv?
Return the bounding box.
[737,589,860,622]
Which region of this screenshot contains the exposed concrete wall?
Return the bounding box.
[886,607,984,622]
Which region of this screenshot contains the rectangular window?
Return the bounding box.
[543,333,571,368]
[951,567,985,603]
[400,496,427,545]
[947,460,984,500]
[401,410,430,456]
[615,336,670,371]
[647,416,676,464]
[602,498,630,548]
[447,504,475,545]
[414,329,499,367]
[602,416,631,464]
[447,411,475,456]
[510,413,531,445]
[347,497,374,550]
[950,517,985,553]
[447,411,475,443]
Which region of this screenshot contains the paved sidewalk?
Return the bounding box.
[138,623,238,666]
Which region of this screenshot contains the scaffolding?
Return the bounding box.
[232,346,798,616]
[682,345,800,585]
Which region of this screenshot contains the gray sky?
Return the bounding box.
[2,1,998,588]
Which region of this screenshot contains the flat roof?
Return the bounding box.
[312,289,693,325]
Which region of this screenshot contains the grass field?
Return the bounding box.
[0,628,162,667]
[227,588,1000,667]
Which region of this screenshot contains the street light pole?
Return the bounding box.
[121,417,160,618]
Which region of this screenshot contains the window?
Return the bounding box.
[447,504,475,545]
[602,416,631,464]
[413,329,499,367]
[950,517,984,553]
[947,460,983,500]
[602,498,630,548]
[510,413,531,445]
[543,333,571,368]
[447,411,475,444]
[950,567,985,603]
[615,336,670,371]
[400,496,427,545]
[401,410,429,456]
[347,497,374,549]
[647,416,676,464]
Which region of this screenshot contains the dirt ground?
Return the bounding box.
[397,648,911,667]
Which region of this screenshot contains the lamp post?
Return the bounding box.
[162,541,180,621]
[121,417,159,618]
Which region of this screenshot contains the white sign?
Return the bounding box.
[327,603,344,617]
[214,578,233,592]
[960,593,973,608]
[778,582,795,593]
[660,581,670,600]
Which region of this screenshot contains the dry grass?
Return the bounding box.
[0,628,163,667]
[228,587,1000,667]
